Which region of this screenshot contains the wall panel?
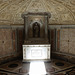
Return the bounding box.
[0,28,13,57]
[68,29,75,55]
[0,26,24,64]
[49,25,75,63]
[60,28,75,55]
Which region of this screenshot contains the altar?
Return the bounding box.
[23,44,50,61]
[22,12,51,61]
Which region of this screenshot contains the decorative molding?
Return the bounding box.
[49,25,75,29]
[52,51,75,58]
[0,24,75,29]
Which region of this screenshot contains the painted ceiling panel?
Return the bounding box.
[0,0,75,25]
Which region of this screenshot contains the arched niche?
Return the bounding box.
[33,22,40,38]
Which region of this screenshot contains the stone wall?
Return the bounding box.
[49,25,75,63]
[0,25,24,64]
[0,25,75,64]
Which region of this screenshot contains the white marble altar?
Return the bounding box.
[23,44,50,61]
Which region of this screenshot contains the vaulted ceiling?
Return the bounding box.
[0,0,75,25]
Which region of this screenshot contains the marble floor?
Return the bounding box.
[0,59,75,75]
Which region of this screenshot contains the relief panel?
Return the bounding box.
[0,29,13,57]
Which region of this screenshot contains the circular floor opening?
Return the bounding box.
[55,62,64,66]
[8,63,18,68]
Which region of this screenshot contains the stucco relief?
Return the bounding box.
[26,0,46,12]
[70,0,75,5]
[0,0,75,25]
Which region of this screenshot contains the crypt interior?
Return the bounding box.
[0,0,75,75]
